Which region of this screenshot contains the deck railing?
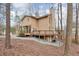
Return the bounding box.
[30,30,64,40]
[31,30,55,36]
[24,30,64,41]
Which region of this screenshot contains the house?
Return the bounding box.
[18,9,56,41]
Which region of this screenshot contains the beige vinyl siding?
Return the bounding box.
[38,17,49,30]
[21,17,31,26]
[30,17,38,30]
[20,14,55,31]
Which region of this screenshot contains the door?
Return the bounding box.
[25,26,31,33]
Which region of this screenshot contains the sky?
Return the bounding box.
[12,3,53,16]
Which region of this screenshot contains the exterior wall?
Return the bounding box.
[51,9,55,30]
[38,16,49,30]
[20,17,31,26]
[30,17,38,31]
[20,14,55,31]
[20,16,38,32]
[48,9,55,31]
[38,15,55,30]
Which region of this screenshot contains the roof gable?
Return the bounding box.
[21,14,50,21]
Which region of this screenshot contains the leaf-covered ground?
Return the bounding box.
[0,39,79,56]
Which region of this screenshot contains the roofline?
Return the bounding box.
[21,14,50,21]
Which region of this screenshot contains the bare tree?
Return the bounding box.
[5,3,11,48]
[0,4,2,34]
[60,3,63,40]
[58,3,60,32]
[75,3,79,44]
[64,3,73,55]
[0,4,5,34]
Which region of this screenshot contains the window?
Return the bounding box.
[24,26,31,33]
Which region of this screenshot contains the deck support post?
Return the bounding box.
[44,31,46,40]
[39,31,40,39]
[49,30,51,42]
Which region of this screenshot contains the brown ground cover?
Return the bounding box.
[0,38,79,56]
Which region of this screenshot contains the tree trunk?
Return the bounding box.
[0,4,1,34]
[5,3,11,48]
[60,3,63,40]
[58,3,60,32]
[75,3,79,44]
[64,3,73,55]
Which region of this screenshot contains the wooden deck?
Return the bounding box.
[25,30,57,40]
[23,30,64,42]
